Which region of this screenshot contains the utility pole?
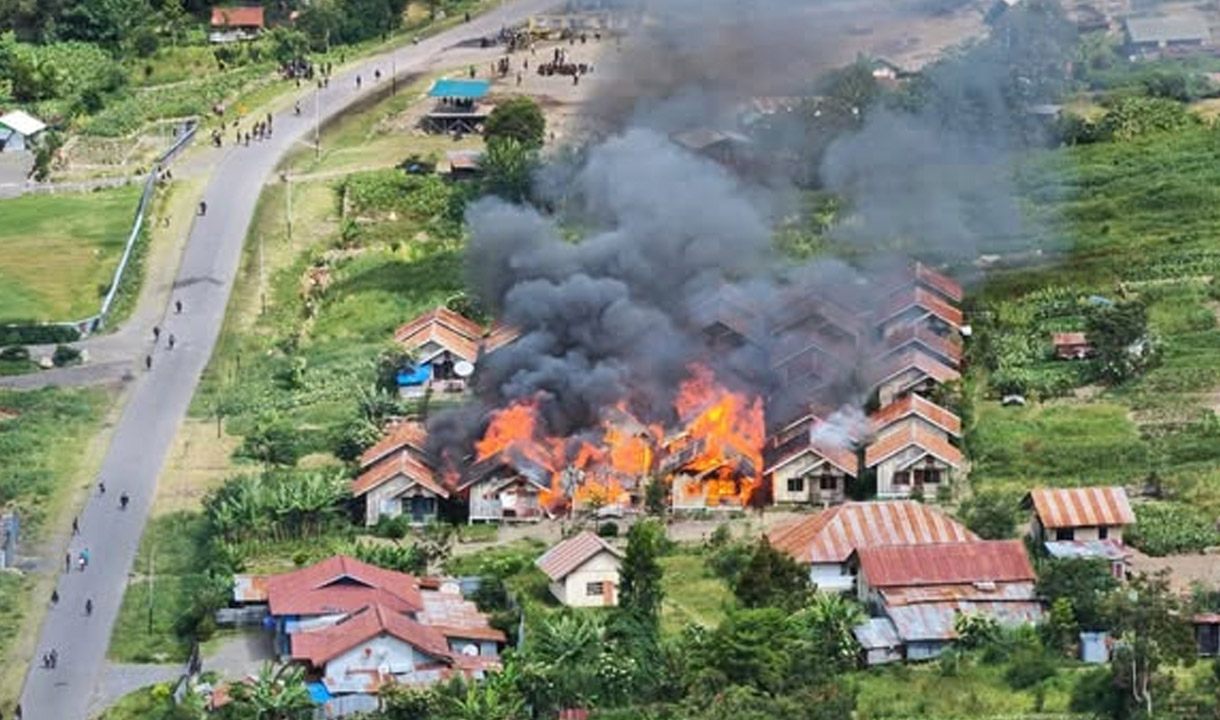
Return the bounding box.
[147,546,155,634]
[314,85,321,160]
[285,174,293,248]
[259,233,266,315]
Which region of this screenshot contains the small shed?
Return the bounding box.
[1080,631,1110,664]
[1044,539,1130,581]
[209,6,265,43]
[854,617,903,666]
[1195,613,1220,656]
[446,150,484,179]
[0,110,47,152]
[1052,332,1094,360]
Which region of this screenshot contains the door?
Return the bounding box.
[408,496,434,524]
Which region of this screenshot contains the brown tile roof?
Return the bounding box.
[871,349,961,389]
[210,6,264,27]
[393,307,483,363]
[1026,486,1134,529]
[871,394,961,437]
[484,323,521,353]
[767,501,977,564]
[855,540,1035,589]
[265,556,423,616]
[536,531,622,581]
[880,286,964,328]
[880,324,963,366]
[290,604,453,666]
[351,451,448,498]
[864,422,964,469]
[359,421,428,470]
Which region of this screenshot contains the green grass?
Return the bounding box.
[853,661,1085,719]
[0,187,141,323]
[659,548,732,635]
[109,512,208,663]
[96,683,180,720]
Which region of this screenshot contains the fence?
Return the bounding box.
[27,120,199,339]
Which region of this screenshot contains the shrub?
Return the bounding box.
[484,96,546,149]
[0,346,30,361]
[373,514,411,540]
[597,521,619,538]
[51,344,81,367]
[1005,647,1057,689]
[1127,501,1220,556]
[957,490,1019,539]
[0,324,80,346]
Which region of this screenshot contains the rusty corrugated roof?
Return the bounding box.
[913,262,964,303]
[1028,486,1134,529]
[767,501,977,564]
[871,394,961,437]
[1052,332,1089,347]
[885,599,1044,642]
[536,531,622,581]
[856,540,1035,589]
[210,6,264,27]
[420,588,507,643]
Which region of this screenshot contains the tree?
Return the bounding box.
[481,137,537,204]
[1087,301,1156,384]
[957,490,1019,539]
[31,129,63,183]
[1099,96,1194,142]
[1037,557,1119,632]
[820,60,880,113]
[797,593,864,672]
[619,519,665,629]
[225,662,313,720]
[269,27,309,67]
[1104,571,1196,717]
[484,97,546,150]
[733,537,812,611]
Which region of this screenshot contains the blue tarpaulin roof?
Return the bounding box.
[429,79,491,99]
[307,682,332,703]
[397,363,432,387]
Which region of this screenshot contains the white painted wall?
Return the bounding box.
[552,551,622,607]
[811,562,855,593]
[771,455,850,505]
[324,635,438,694]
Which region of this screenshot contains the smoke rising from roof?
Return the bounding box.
[427,0,1074,462]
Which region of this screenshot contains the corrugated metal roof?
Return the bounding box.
[1028,486,1134,529]
[880,324,963,366]
[913,263,964,303]
[351,450,448,498]
[885,600,1045,642]
[232,573,269,603]
[210,5,264,27]
[419,589,507,643]
[535,531,622,581]
[854,617,901,649]
[871,349,962,389]
[0,110,46,137]
[856,540,1035,589]
[863,421,964,469]
[1044,539,1131,561]
[871,394,961,437]
[1125,15,1209,44]
[1195,613,1220,625]
[393,307,484,363]
[768,501,977,564]
[265,556,423,616]
[882,580,1038,606]
[1052,332,1089,347]
[290,603,453,665]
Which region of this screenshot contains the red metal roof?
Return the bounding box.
[768,501,977,564]
[265,556,423,616]
[1051,332,1090,347]
[879,286,964,328]
[1027,486,1134,529]
[871,394,961,437]
[855,540,1035,589]
[763,434,859,477]
[913,262,964,303]
[210,6,265,27]
[359,421,428,470]
[864,422,964,469]
[290,603,453,666]
[535,531,622,581]
[351,451,448,498]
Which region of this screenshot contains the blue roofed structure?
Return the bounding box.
[428,79,491,99]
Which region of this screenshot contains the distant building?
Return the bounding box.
[768,500,977,593]
[849,540,1044,662]
[669,128,753,167]
[1052,332,1094,360]
[351,422,448,527]
[392,308,485,398]
[446,150,484,180]
[536,531,623,607]
[0,110,46,152]
[1124,15,1210,57]
[210,6,265,43]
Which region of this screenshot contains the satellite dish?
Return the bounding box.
[454,361,475,378]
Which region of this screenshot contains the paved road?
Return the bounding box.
[18,3,555,716]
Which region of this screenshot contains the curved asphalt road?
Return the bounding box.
[20,2,555,716]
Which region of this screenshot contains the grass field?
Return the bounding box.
[659,550,732,635]
[853,661,1084,719]
[0,187,141,323]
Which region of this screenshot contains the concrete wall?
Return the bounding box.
[324,635,434,693]
[811,562,855,593]
[1038,521,1125,543]
[552,551,622,607]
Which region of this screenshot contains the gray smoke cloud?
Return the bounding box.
[428,0,1075,463]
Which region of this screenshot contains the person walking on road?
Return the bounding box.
[50,589,58,606]
[85,599,92,616]
[120,492,130,510]
[97,480,105,495]
[198,200,207,216]
[175,299,183,314]
[71,517,78,536]
[64,553,70,573]
[168,334,176,350]
[356,75,362,89]
[153,326,160,342]
[145,354,152,371]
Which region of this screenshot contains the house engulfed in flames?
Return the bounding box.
[352,263,966,524]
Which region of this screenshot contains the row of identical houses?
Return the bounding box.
[351,263,969,526]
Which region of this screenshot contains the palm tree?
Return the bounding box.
[443,666,524,720]
[228,662,314,720]
[802,593,865,671]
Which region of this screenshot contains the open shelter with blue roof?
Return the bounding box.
[425,78,493,134]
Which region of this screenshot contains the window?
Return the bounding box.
[914,469,941,485]
[1055,528,1075,541]
[586,582,605,597]
[894,471,910,486]
[819,474,838,491]
[787,476,805,494]
[1098,526,1109,540]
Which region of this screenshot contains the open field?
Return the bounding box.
[0,187,141,323]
